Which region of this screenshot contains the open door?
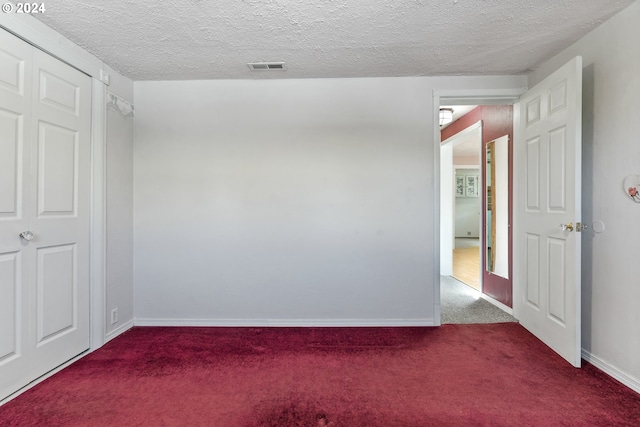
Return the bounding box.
[514,57,582,367]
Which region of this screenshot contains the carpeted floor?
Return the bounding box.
[441,275,516,324]
[1,325,639,426]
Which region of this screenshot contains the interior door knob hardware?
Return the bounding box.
[19,231,35,241]
[559,222,574,232]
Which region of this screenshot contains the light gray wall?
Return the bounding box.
[133,76,524,325]
[134,77,434,325]
[529,1,640,391]
[105,80,134,338]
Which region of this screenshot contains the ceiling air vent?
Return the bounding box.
[248,62,287,71]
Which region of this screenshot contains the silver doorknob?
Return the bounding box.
[19,231,34,241]
[559,222,574,232]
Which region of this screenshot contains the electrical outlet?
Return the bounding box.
[110,308,118,325]
[467,231,471,236]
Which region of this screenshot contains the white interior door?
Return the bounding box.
[0,29,92,400]
[514,57,582,367]
[29,47,92,378]
[0,27,34,400]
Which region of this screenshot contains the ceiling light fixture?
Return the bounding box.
[439,108,454,127]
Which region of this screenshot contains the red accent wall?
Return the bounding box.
[441,108,482,142]
[441,105,513,308]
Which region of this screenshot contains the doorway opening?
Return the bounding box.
[439,104,515,324]
[435,59,583,364]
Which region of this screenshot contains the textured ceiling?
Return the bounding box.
[32,0,635,81]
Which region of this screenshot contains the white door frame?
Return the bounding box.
[433,89,524,325]
[0,14,107,351]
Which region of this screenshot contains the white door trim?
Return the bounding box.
[90,80,107,350]
[1,14,107,351]
[0,14,102,78]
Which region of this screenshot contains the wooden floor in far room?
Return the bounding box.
[452,238,480,291]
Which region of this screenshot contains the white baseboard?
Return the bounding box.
[105,319,134,343]
[481,293,514,315]
[134,318,436,327]
[582,349,640,394]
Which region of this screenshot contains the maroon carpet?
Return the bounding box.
[1,324,639,426]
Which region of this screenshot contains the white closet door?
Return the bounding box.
[28,47,92,379]
[0,29,92,400]
[0,27,34,400]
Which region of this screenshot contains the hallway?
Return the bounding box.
[441,275,516,324]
